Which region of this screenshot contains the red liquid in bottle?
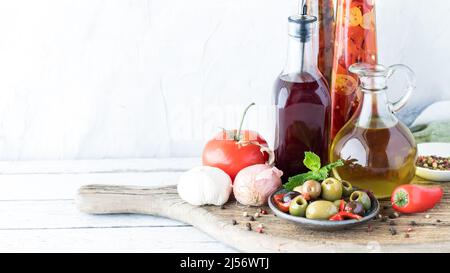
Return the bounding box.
[274,72,331,180]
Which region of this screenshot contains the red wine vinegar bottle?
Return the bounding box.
[273,12,331,181]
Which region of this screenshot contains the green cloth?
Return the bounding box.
[411,120,450,144]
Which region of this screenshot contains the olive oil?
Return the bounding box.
[330,63,417,199]
[330,123,417,199]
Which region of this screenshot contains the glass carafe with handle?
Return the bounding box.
[330,63,417,199]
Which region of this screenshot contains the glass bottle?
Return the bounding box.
[306,0,335,87]
[330,63,417,199]
[274,14,331,181]
[330,0,378,140]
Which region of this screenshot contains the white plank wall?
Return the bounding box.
[0,0,448,160]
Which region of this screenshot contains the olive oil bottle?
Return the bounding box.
[330,63,417,199]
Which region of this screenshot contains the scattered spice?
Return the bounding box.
[254,212,260,218]
[249,216,255,222]
[260,209,268,215]
[389,227,397,236]
[257,223,264,229]
[389,221,396,226]
[410,220,417,226]
[256,227,264,234]
[425,214,431,219]
[407,227,413,233]
[243,212,248,217]
[389,212,400,219]
[232,219,237,225]
[437,219,442,223]
[246,223,252,231]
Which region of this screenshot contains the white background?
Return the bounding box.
[0,0,448,160]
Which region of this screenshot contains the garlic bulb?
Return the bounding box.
[233,164,283,206]
[177,166,232,206]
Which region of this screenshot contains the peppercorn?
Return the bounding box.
[417,155,450,170]
[249,216,255,222]
[246,223,252,231]
[232,220,237,225]
[410,220,417,226]
[389,227,397,236]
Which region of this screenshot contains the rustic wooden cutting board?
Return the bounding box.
[76,179,450,253]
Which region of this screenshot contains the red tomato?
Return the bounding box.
[202,103,270,181]
[391,185,444,214]
[202,129,269,181]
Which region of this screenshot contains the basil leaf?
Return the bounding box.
[303,152,321,171]
[283,158,344,191]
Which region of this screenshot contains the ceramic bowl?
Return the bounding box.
[416,143,450,182]
[268,189,380,231]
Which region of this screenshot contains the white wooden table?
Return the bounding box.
[0,158,236,252]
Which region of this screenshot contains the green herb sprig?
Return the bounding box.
[284,152,344,191]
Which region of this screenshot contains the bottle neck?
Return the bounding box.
[355,88,398,128]
[283,36,318,76]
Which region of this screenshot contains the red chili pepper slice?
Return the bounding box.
[329,213,344,221]
[273,193,290,213]
[339,200,346,212]
[329,211,363,221]
[339,211,363,220]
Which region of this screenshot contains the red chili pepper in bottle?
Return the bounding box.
[391,185,443,214]
[273,194,290,213]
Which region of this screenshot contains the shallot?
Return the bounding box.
[233,164,283,206]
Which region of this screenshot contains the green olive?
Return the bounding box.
[306,200,338,220]
[341,180,354,197]
[301,180,322,200]
[289,196,308,217]
[321,178,343,201]
[350,191,372,211]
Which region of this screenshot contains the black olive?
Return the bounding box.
[344,201,365,216]
[282,191,301,204]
